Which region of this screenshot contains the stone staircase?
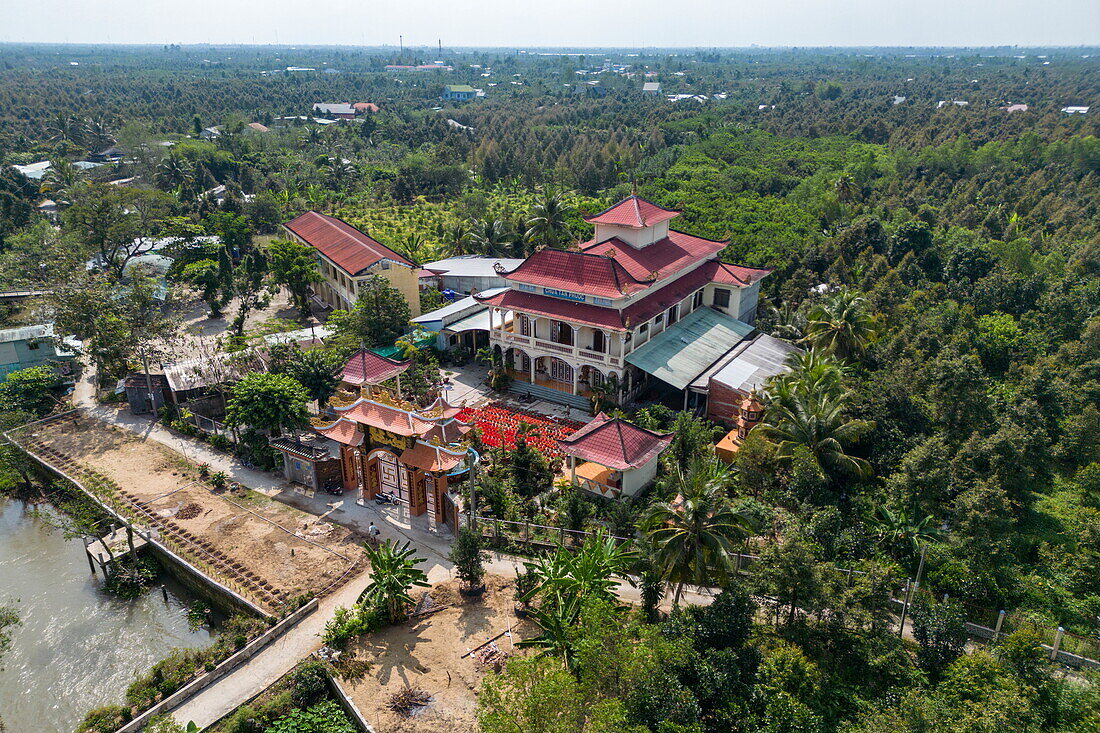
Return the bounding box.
[507,380,592,412]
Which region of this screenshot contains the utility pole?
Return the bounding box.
[467,446,477,530]
[898,542,928,637]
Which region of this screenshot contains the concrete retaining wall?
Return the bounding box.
[114,598,319,733]
[326,672,376,732]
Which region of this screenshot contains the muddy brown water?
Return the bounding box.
[0,497,215,733]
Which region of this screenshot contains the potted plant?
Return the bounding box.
[449,526,487,597]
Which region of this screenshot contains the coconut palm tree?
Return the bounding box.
[801,288,877,360]
[358,539,430,621]
[773,346,850,401]
[156,154,194,196]
[756,388,874,479]
[442,221,474,257]
[644,459,756,606]
[525,189,573,250]
[40,159,82,205]
[467,218,517,258]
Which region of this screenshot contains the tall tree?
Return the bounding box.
[644,459,756,605]
[327,276,411,350]
[801,288,877,360]
[525,189,573,250]
[268,238,321,319]
[225,372,309,437]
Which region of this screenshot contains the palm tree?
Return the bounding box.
[773,346,850,401]
[467,218,517,258]
[519,597,581,665]
[644,459,756,606]
[524,189,573,250]
[156,154,194,195]
[322,157,357,190]
[82,117,116,153]
[47,112,83,147]
[358,539,430,621]
[756,389,874,479]
[41,159,82,205]
[588,373,622,414]
[870,506,939,565]
[801,288,877,360]
[442,221,473,257]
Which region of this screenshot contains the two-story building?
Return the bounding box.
[283,211,421,317]
[474,195,774,411]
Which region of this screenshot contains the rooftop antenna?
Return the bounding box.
[438,38,442,55]
[399,35,403,55]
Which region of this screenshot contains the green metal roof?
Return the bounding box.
[625,307,754,390]
[445,85,477,93]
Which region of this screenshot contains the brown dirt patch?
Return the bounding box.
[342,575,537,733]
[20,416,363,611]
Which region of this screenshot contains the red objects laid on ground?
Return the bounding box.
[455,402,584,460]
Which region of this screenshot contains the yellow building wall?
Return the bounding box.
[367,263,421,318]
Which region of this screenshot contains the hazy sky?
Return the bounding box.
[2,0,1097,47]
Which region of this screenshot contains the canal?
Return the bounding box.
[0,496,216,733]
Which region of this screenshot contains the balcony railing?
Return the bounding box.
[493,331,622,368]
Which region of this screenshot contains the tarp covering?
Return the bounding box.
[625,307,754,390]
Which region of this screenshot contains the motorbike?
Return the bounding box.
[323,479,343,496]
[374,491,397,505]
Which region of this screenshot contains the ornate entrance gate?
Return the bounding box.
[371,450,409,503]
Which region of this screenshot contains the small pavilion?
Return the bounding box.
[339,348,411,396]
[558,412,673,499]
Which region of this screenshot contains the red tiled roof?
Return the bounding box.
[423,420,472,444]
[341,350,411,386]
[400,442,466,472]
[333,398,435,437]
[504,248,653,298]
[422,395,465,420]
[284,211,413,275]
[353,102,380,112]
[584,196,680,228]
[476,289,628,331]
[478,258,771,332]
[558,412,673,470]
[314,418,364,447]
[707,260,773,286]
[580,229,727,282]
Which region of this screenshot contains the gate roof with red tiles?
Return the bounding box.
[341,349,411,386]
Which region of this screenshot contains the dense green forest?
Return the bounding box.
[1,44,1099,731]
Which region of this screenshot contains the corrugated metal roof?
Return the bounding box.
[691,332,801,392]
[445,308,491,333]
[625,307,754,390]
[0,323,54,344]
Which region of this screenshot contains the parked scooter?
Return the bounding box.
[374,491,397,505]
[323,479,343,496]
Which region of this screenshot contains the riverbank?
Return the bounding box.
[0,496,216,733]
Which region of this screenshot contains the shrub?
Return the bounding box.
[322,604,382,649]
[266,700,357,733]
[449,525,487,590]
[76,704,131,732]
[208,433,233,452]
[289,660,329,707]
[209,471,228,490]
